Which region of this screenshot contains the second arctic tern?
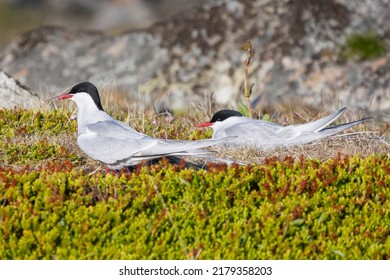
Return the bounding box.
[54,81,232,169]
[197,109,371,149]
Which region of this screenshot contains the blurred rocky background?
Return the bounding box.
[0,0,389,113]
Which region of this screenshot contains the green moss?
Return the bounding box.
[0,155,389,259]
[339,32,387,61]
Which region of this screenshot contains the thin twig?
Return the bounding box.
[241,41,255,118]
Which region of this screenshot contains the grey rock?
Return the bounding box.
[1,0,389,112]
[0,71,40,109]
[0,26,169,96]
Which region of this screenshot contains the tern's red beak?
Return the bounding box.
[52,93,73,100]
[196,121,213,128]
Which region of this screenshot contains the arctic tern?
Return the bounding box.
[197,109,371,149]
[53,82,232,169]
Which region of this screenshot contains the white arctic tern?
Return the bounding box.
[197,109,371,149]
[54,82,233,169]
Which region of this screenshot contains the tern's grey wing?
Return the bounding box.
[240,107,348,145]
[78,133,156,165]
[87,120,153,140]
[291,107,347,132]
[134,137,233,157]
[77,121,156,165]
[214,120,285,146]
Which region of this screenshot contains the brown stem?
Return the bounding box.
[241,41,254,118]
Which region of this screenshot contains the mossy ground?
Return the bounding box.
[0,107,389,259]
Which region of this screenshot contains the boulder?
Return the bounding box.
[0,71,40,109]
[0,0,389,112]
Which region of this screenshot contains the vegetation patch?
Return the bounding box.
[0,108,389,259]
[0,155,389,259]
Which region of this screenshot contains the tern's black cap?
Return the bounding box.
[69,81,104,111]
[210,110,243,123]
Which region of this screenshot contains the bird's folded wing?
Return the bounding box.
[220,120,322,147]
[134,137,234,157]
[78,134,156,165]
[78,121,156,164]
[87,120,153,140]
[221,121,284,140]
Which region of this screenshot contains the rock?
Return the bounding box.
[0,0,389,112]
[0,71,40,109]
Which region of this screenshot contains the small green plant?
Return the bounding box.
[339,32,386,61]
[237,101,250,117]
